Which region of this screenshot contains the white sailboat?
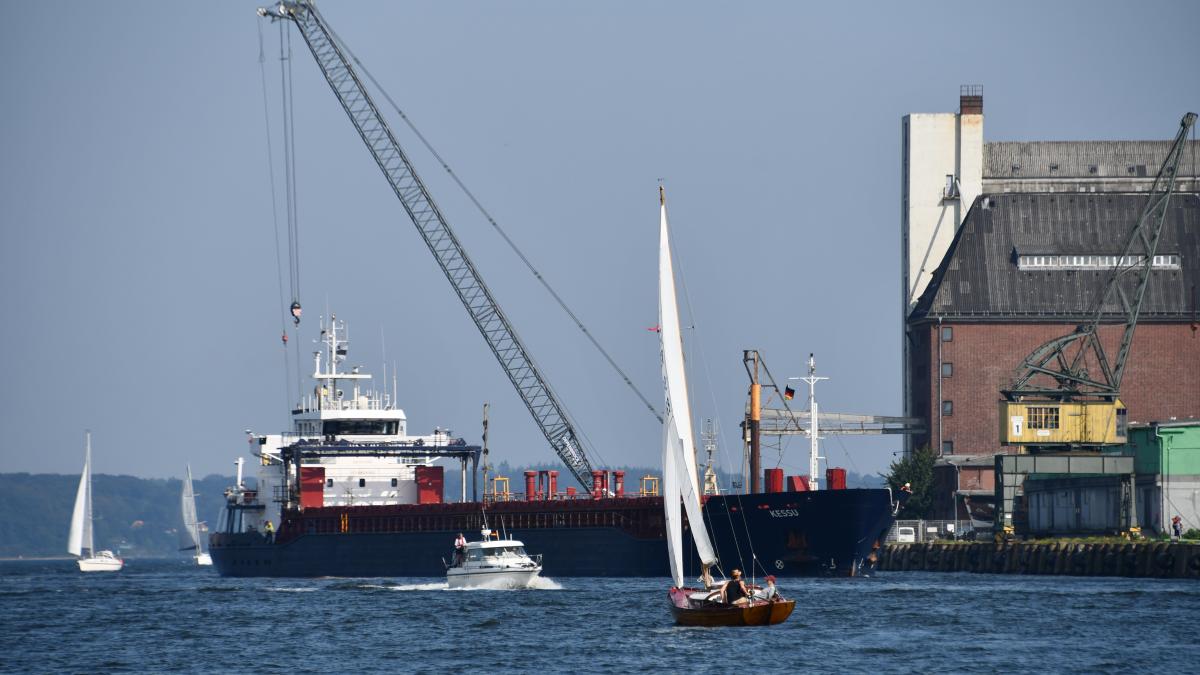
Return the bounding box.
[658,188,792,626]
[68,432,123,572]
[181,465,212,566]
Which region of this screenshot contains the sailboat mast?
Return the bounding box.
[83,431,94,556]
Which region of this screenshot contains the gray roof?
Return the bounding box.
[984,140,1200,179]
[910,192,1200,322]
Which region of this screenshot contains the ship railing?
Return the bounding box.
[291,394,395,414]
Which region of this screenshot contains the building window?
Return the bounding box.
[391,478,398,487]
[326,478,333,488]
[942,401,954,416]
[1027,406,1060,430]
[941,326,953,342]
[942,441,953,455]
[358,478,366,488]
[1017,253,1179,271]
[941,362,953,377]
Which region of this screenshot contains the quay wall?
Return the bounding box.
[880,542,1200,579]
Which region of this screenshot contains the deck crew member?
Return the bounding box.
[895,482,912,515]
[264,520,275,543]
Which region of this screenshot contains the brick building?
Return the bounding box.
[901,91,1200,522]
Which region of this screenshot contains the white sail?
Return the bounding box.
[67,432,94,557]
[181,465,203,552]
[659,188,717,588]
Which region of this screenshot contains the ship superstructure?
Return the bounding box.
[215,315,480,544]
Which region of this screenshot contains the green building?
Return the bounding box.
[1125,421,1200,535]
[1022,421,1199,536]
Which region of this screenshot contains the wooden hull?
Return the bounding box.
[668,588,795,627]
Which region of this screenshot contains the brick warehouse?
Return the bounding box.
[900,91,1200,521]
[908,192,1200,520]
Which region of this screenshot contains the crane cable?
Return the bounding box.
[257,20,293,414]
[279,21,306,401]
[322,23,664,426]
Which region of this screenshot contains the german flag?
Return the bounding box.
[783,386,795,401]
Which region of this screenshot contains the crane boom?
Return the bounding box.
[260,1,595,489]
[1004,112,1197,401]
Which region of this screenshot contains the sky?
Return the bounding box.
[1,1,1197,483]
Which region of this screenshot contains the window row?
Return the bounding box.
[1017,253,1180,271]
[324,478,401,488]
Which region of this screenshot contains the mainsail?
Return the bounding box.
[67,432,94,557]
[659,188,718,588]
[181,465,203,552]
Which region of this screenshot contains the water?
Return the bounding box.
[2,560,1198,673]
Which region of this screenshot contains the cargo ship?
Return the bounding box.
[210,316,894,578]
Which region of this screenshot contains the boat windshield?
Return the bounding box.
[484,546,527,558]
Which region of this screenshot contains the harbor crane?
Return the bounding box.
[258,1,596,489]
[1000,112,1197,450]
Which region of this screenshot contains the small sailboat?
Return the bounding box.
[68,432,123,573]
[180,465,212,566]
[658,188,793,626]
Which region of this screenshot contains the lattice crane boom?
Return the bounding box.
[1004,112,1197,401]
[260,1,595,489]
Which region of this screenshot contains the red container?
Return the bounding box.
[300,466,325,508]
[826,467,847,490]
[787,475,810,492]
[764,468,784,494]
[415,465,444,504]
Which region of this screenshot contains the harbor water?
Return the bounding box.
[2,559,1197,673]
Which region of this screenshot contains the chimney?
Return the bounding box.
[959,84,983,115]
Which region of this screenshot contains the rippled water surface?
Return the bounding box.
[2,560,1197,673]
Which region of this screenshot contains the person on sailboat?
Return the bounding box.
[723,569,751,606]
[753,575,778,601]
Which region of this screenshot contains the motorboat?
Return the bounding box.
[445,529,543,589]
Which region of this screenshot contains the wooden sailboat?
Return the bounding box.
[68,432,124,572]
[658,187,793,626]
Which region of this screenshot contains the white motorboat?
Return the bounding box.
[445,530,543,589]
[68,432,124,573]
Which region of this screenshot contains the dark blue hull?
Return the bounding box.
[211,489,893,578]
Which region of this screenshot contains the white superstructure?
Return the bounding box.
[233,314,476,534]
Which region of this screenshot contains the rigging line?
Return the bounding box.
[669,220,762,572]
[258,21,293,415]
[321,24,663,426]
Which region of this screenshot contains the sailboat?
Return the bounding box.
[658,188,793,626]
[181,465,213,566]
[68,432,123,572]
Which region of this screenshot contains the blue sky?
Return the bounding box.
[1,1,1197,482]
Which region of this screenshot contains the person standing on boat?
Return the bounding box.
[453,533,467,566]
[264,520,275,543]
[724,569,750,606]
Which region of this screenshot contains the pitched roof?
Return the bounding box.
[909,192,1200,322]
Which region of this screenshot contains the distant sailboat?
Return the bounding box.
[180,465,212,566]
[68,432,123,572]
[657,188,793,626]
